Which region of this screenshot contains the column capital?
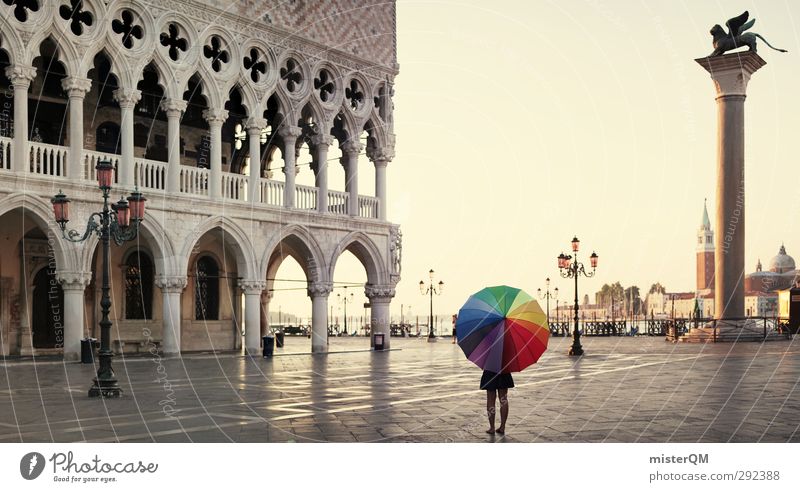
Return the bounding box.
[311,133,335,148]
[113,88,142,108]
[239,279,267,294]
[307,282,333,298]
[57,271,92,291]
[5,64,36,88]
[203,108,229,125]
[367,146,395,165]
[160,98,188,116]
[278,125,302,141]
[695,51,766,98]
[61,77,92,97]
[155,275,188,293]
[365,284,396,300]
[245,117,268,132]
[340,140,363,156]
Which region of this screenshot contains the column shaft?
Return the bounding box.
[311,295,329,353]
[375,161,387,220]
[245,291,262,354]
[246,120,266,204]
[63,78,91,180]
[114,89,141,188]
[342,146,361,217]
[312,135,331,213]
[162,100,186,193]
[280,127,301,209]
[203,109,228,200]
[162,291,182,354]
[6,66,35,173]
[371,298,392,349]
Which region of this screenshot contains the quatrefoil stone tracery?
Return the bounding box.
[160,24,188,62]
[204,36,230,72]
[3,0,39,22]
[112,10,144,49]
[314,69,335,102]
[59,0,93,36]
[243,48,267,83]
[280,58,302,93]
[345,79,364,110]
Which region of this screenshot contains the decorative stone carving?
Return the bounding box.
[307,282,333,298]
[5,65,36,87]
[155,276,188,293]
[245,117,268,132]
[160,98,188,115]
[113,88,142,108]
[239,279,267,294]
[278,125,303,141]
[340,140,363,156]
[389,226,402,276]
[365,284,395,300]
[56,271,92,291]
[202,108,229,125]
[310,133,334,148]
[367,146,395,165]
[61,77,92,97]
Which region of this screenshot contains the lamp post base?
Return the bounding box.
[568,343,584,356]
[88,378,123,398]
[427,335,437,343]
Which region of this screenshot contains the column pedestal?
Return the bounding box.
[155,276,187,355]
[696,52,765,323]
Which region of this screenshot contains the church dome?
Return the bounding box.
[768,245,795,274]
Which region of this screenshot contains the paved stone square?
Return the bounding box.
[1,335,799,443]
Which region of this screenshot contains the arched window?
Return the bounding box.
[96,122,121,154]
[195,255,219,320]
[125,251,153,320]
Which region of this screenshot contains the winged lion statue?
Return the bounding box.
[709,11,787,57]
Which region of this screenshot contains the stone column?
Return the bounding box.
[155,276,187,355]
[279,126,302,208]
[57,271,91,361]
[311,134,333,213]
[5,65,36,173]
[161,99,187,193]
[366,285,395,350]
[341,141,363,217]
[368,147,394,221]
[113,88,142,188]
[203,108,228,200]
[239,280,266,355]
[696,52,765,320]
[62,77,92,180]
[308,282,332,353]
[246,118,267,204]
[260,290,273,338]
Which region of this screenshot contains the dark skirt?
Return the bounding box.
[480,370,515,390]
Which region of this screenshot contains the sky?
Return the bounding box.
[274,0,800,324]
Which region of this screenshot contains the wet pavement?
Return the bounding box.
[1,335,799,442]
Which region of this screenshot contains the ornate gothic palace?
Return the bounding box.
[0,0,400,358]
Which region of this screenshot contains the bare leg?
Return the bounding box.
[497,388,509,434]
[486,390,496,434]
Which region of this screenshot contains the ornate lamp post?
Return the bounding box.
[338,286,354,336]
[537,277,558,327]
[558,236,598,356]
[51,160,146,397]
[419,269,443,342]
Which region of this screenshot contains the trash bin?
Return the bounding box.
[275,331,285,348]
[373,333,385,351]
[80,338,96,364]
[262,335,274,358]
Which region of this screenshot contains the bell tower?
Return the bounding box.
[697,200,715,293]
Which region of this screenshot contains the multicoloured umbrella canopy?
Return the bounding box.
[456,286,549,373]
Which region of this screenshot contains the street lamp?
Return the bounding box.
[52,159,146,398]
[419,269,443,342]
[337,286,354,336]
[558,237,598,356]
[537,277,558,327]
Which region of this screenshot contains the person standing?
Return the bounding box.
[480,369,513,434]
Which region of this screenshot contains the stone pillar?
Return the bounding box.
[366,285,395,349]
[203,108,228,200]
[155,276,187,355]
[368,147,394,221]
[279,126,302,208]
[239,280,266,355]
[260,290,273,338]
[62,77,92,180]
[246,118,267,205]
[113,88,142,188]
[311,134,333,213]
[341,141,363,217]
[308,282,332,353]
[161,99,187,193]
[696,52,766,320]
[57,271,91,361]
[5,65,36,173]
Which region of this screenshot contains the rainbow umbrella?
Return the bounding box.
[456,286,549,373]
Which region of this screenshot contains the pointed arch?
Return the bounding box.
[328,231,388,286]
[25,28,80,77]
[0,19,24,65]
[179,215,257,279]
[260,224,326,284]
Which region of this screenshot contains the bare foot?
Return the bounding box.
[496,427,505,435]
[486,429,495,435]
